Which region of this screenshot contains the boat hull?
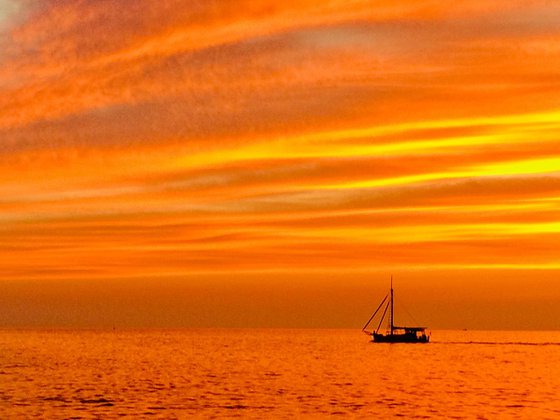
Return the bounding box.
[372,332,429,343]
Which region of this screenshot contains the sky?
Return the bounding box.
[1,0,560,329]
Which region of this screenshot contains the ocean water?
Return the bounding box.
[1,329,560,419]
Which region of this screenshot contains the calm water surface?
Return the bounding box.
[1,329,560,418]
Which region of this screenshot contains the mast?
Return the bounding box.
[390,275,394,335]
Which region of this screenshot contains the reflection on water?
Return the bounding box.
[1,329,560,418]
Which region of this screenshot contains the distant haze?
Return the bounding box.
[1,270,559,330]
[1,1,560,329]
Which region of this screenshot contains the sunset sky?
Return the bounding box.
[1,0,560,329]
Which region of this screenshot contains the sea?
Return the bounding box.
[1,329,559,419]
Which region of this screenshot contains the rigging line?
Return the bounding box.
[362,294,388,331]
[376,299,391,333]
[396,299,420,326]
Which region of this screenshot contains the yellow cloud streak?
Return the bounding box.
[374,263,560,271]
[252,201,557,221]
[292,221,560,244]
[300,109,560,144]
[174,109,560,172]
[5,222,558,256]
[324,156,560,190]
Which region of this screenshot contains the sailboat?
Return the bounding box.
[362,278,430,343]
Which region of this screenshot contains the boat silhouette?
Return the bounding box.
[362,277,429,343]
